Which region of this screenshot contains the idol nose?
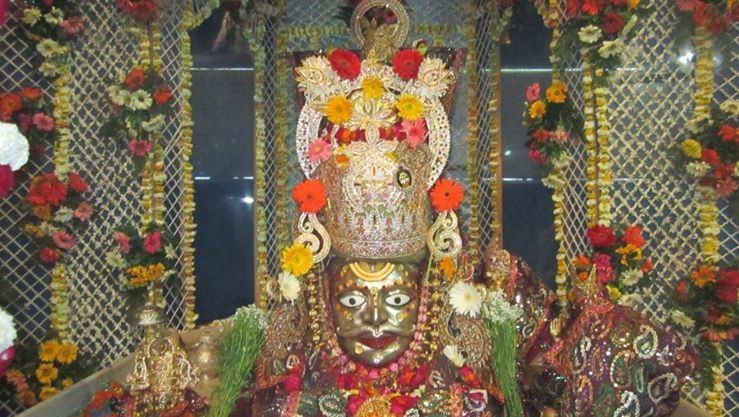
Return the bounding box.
[362,296,388,327]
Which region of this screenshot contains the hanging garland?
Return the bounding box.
[464,2,481,268]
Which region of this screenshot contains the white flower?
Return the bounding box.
[53,206,74,223]
[617,293,643,308]
[236,305,268,330]
[482,289,523,323]
[0,122,30,171]
[165,244,177,260]
[720,100,739,116]
[686,116,709,135]
[578,25,602,44]
[443,345,465,367]
[278,271,301,302]
[39,62,59,78]
[598,40,623,59]
[142,114,166,132]
[105,251,126,268]
[36,39,65,58]
[686,161,711,178]
[734,163,739,178]
[542,174,565,190]
[449,281,483,318]
[22,8,42,25]
[128,90,153,111]
[620,269,644,287]
[670,310,695,329]
[44,7,65,25]
[0,307,16,352]
[552,153,571,169]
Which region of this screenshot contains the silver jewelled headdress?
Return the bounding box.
[293,0,457,261]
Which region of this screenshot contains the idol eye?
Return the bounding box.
[385,294,411,307]
[339,294,366,308]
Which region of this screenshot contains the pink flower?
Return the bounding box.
[128,139,152,157]
[74,202,93,220]
[675,0,698,12]
[716,177,737,198]
[551,129,570,144]
[112,232,131,253]
[60,17,84,35]
[527,148,547,165]
[400,119,427,148]
[0,164,13,199]
[52,231,77,250]
[32,113,54,132]
[307,138,330,163]
[0,0,6,26]
[143,231,162,254]
[17,113,32,131]
[593,253,615,284]
[526,83,541,103]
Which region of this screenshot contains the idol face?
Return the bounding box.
[328,259,421,367]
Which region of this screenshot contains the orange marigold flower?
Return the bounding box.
[622,225,645,248]
[691,265,716,288]
[291,179,328,213]
[573,255,591,269]
[439,257,456,280]
[429,178,464,212]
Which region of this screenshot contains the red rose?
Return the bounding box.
[0,164,13,199]
[153,86,172,105]
[587,224,616,248]
[67,173,89,193]
[27,173,68,207]
[392,49,424,80]
[718,124,736,142]
[390,394,417,416]
[143,231,162,254]
[327,49,361,80]
[123,67,147,90]
[715,268,739,303]
[701,149,721,166]
[39,247,60,264]
[622,225,645,248]
[675,280,689,301]
[601,12,625,35]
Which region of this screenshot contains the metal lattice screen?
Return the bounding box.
[255,0,505,282]
[0,1,208,414]
[553,1,739,414]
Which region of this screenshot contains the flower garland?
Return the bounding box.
[573,224,653,307]
[674,0,739,37]
[276,19,291,260]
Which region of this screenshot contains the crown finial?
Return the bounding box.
[350,0,410,62]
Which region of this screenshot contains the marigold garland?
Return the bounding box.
[464,10,481,268]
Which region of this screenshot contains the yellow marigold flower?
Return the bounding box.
[606,285,622,301]
[39,341,60,363]
[56,343,78,365]
[35,363,58,385]
[24,224,46,238]
[439,257,457,280]
[127,263,167,288]
[361,77,385,100]
[39,385,59,401]
[324,95,353,125]
[395,93,425,121]
[529,100,546,119]
[691,265,716,288]
[616,244,643,265]
[62,378,74,389]
[546,82,567,104]
[627,0,640,9]
[281,243,314,277]
[681,139,702,159]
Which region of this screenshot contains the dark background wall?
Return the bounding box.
[189,2,556,323]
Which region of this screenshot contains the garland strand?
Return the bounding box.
[464,4,481,268]
[487,3,504,248]
[275,0,290,255]
[582,54,599,227]
[593,77,612,227]
[693,25,724,417]
[180,1,200,328]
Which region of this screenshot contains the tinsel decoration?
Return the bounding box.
[207,306,267,417]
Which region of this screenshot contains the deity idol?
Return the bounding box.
[228,2,698,416]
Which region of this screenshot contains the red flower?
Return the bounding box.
[676,0,698,12]
[390,394,417,416]
[622,225,645,248]
[337,373,358,390]
[610,0,626,6]
[0,93,22,120]
[459,366,482,388]
[587,224,616,248]
[716,177,737,198]
[392,49,424,80]
[527,148,547,165]
[582,0,603,15]
[291,179,328,213]
[143,231,162,254]
[68,173,89,193]
[641,259,654,273]
[346,391,369,416]
[39,247,60,264]
[601,12,625,35]
[52,231,77,250]
[701,148,721,166]
[718,124,736,143]
[113,232,131,253]
[21,87,43,102]
[593,253,615,283]
[116,0,159,22]
[532,129,549,143]
[0,164,13,199]
[27,173,68,207]
[281,373,302,393]
[123,67,147,90]
[328,49,361,80]
[715,268,739,303]
[675,280,689,301]
[566,0,581,18]
[32,113,55,132]
[429,178,464,212]
[153,86,172,105]
[128,139,152,157]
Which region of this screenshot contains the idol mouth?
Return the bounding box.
[358,335,398,350]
